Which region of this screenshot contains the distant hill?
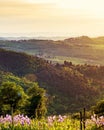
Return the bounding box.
[0,49,46,76]
[0,36,68,41]
[64,36,94,44]
[0,36,104,65]
[93,36,104,44]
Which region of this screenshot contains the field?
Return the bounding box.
[0,114,104,130]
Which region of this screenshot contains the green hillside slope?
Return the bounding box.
[0,49,103,114]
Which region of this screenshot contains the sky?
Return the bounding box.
[0,0,104,37]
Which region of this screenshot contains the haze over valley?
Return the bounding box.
[0,36,104,65]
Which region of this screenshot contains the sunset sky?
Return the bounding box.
[0,0,104,37]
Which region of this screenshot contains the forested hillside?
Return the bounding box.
[0,70,47,117]
[0,49,104,114]
[0,49,47,76]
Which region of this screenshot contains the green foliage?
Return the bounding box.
[93,100,104,115]
[0,49,47,76]
[0,49,104,115]
[0,72,47,118]
[26,84,47,118]
[38,63,99,113]
[0,81,27,114]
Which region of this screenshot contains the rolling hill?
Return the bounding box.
[0,49,104,114]
[0,36,104,65]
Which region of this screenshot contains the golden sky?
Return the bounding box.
[0,0,104,37]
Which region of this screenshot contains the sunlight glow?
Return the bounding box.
[0,0,104,36]
[25,0,57,3]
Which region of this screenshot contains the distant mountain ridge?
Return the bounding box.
[0,35,104,65]
[64,36,94,44]
[0,36,68,41]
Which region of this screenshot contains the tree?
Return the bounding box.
[0,81,27,114]
[93,100,104,115]
[26,83,47,118]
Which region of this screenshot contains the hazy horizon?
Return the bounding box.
[0,0,104,37]
[0,33,104,41]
